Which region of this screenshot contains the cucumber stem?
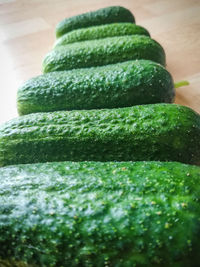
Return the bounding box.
[174,80,190,89]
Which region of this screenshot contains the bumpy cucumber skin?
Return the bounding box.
[0,161,200,266]
[17,60,174,115]
[56,6,135,38]
[42,35,166,73]
[54,23,150,47]
[0,104,200,166]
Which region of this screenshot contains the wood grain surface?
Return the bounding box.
[0,0,199,124]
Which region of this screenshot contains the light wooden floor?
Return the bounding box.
[0,0,200,124]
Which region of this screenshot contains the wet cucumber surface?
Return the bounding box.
[0,161,200,266]
[43,35,166,73]
[56,6,135,38]
[54,23,150,47]
[0,104,200,166]
[2,4,200,267]
[17,60,174,115]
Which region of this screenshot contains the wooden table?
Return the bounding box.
[0,0,199,124]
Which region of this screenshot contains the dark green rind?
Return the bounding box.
[56,6,135,38]
[0,104,200,166]
[17,60,174,115]
[42,35,166,73]
[54,23,150,47]
[0,161,200,266]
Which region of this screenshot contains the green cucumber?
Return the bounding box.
[42,35,166,73]
[56,6,135,38]
[0,161,200,266]
[54,23,150,47]
[17,60,174,115]
[0,104,199,166]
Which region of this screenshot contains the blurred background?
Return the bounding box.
[0,0,200,124]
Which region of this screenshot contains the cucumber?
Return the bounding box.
[17,60,174,115]
[0,104,199,166]
[56,6,135,38]
[0,161,200,266]
[54,23,150,47]
[42,35,166,73]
